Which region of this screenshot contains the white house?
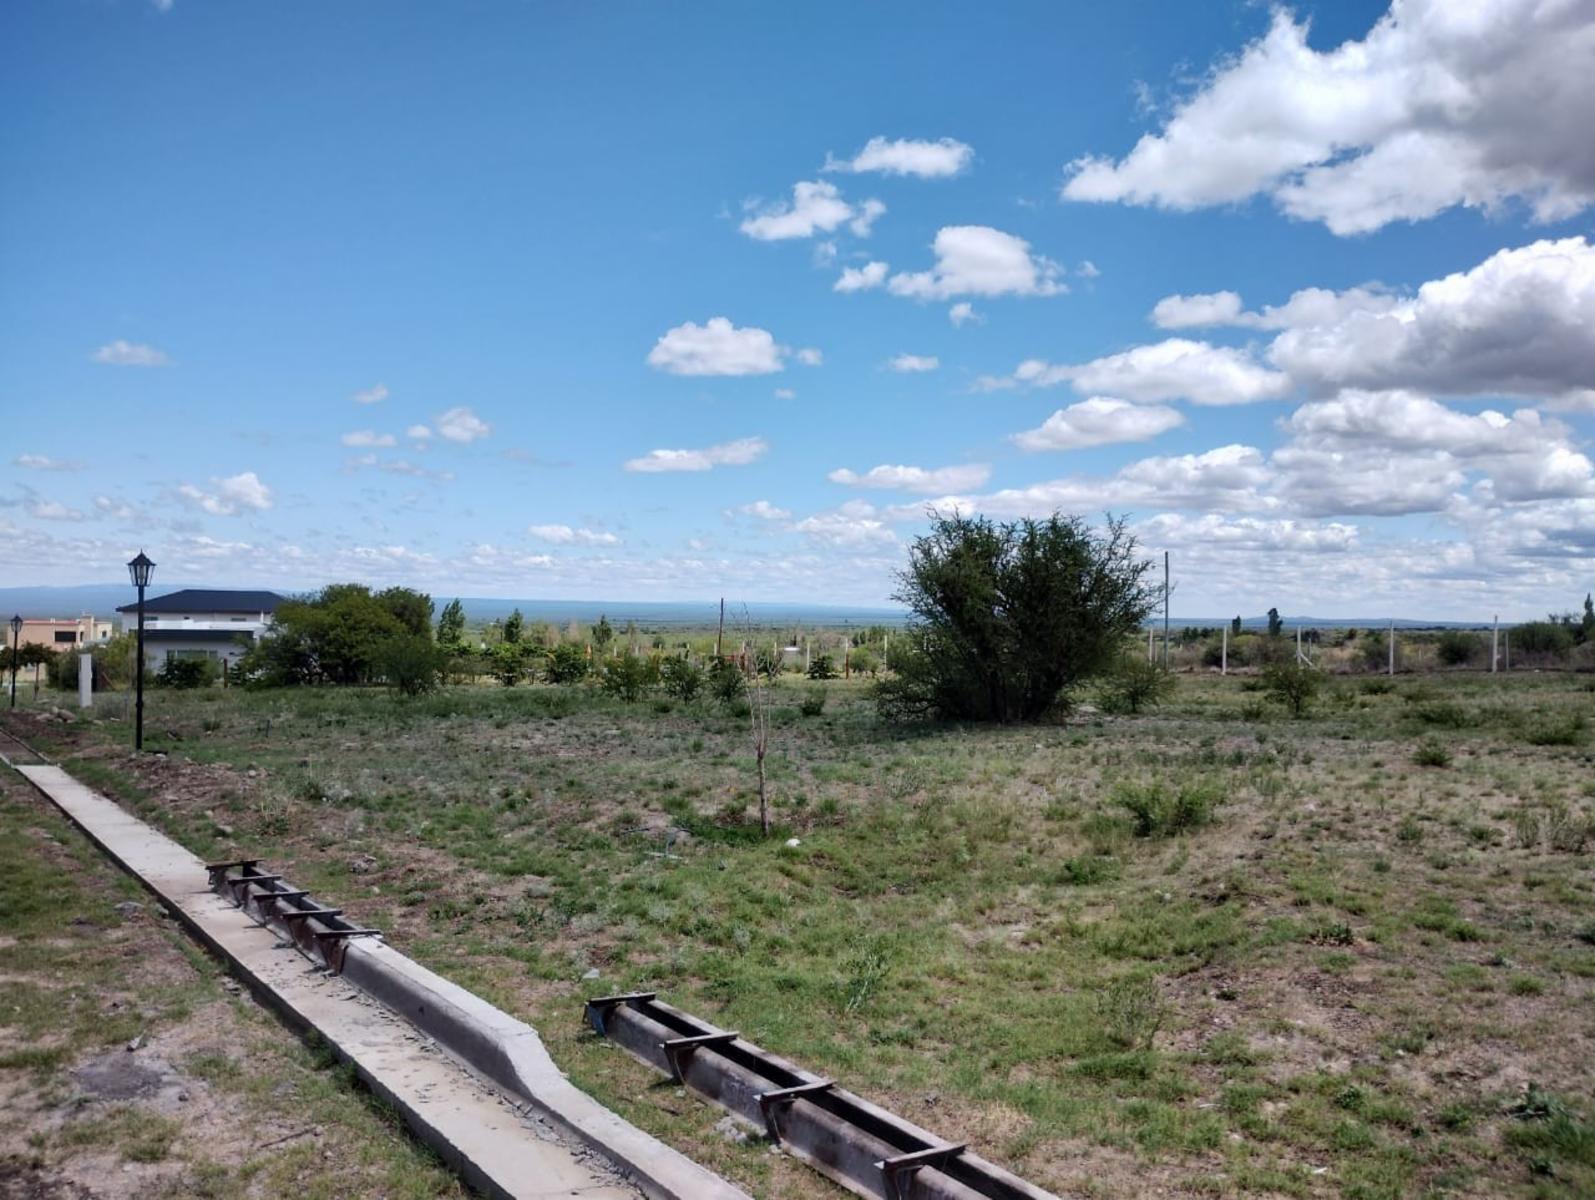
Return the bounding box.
[115,588,285,669]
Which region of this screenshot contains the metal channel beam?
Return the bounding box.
[586,996,1056,1200]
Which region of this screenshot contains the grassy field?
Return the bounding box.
[5,667,1594,1199]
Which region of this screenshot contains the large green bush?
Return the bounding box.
[374,633,443,696]
[877,511,1156,723]
[1437,630,1479,667]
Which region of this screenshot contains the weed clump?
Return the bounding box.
[1096,976,1166,1050]
[1413,737,1453,767]
[1113,778,1220,837]
[1095,658,1175,715]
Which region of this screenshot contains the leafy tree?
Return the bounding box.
[1266,608,1283,638]
[660,656,704,701]
[436,598,466,647]
[849,646,879,677]
[708,657,746,705]
[1263,659,1322,717]
[545,643,589,684]
[374,633,443,696]
[592,615,614,655]
[490,641,527,686]
[806,654,839,680]
[502,608,524,644]
[1231,615,1242,637]
[17,643,53,695]
[600,653,657,702]
[1581,593,1594,645]
[376,587,434,638]
[876,511,1157,723]
[239,584,406,685]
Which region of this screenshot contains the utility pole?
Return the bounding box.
[1492,615,1499,674]
[1162,551,1170,670]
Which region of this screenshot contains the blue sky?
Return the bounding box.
[2,0,1592,618]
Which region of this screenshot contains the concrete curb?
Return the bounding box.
[10,759,750,1200]
[342,938,750,1200]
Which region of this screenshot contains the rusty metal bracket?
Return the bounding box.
[204,858,259,874]
[278,907,343,922]
[876,1144,967,1200]
[583,992,657,1037]
[661,1031,738,1082]
[755,1080,833,1141]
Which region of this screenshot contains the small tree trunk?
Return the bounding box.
[757,742,769,835]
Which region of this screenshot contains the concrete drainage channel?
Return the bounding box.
[1,732,746,1200]
[4,729,1060,1200]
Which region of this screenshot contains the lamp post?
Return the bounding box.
[127,551,155,751]
[8,615,20,709]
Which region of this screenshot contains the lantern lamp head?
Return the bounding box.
[127,551,155,590]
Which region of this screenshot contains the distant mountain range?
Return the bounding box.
[0,584,906,629]
[0,583,1514,630]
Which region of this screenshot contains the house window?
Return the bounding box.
[54,631,77,644]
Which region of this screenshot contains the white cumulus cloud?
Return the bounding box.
[835,261,889,292]
[1012,397,1185,451]
[92,340,169,367]
[887,354,939,373]
[352,384,388,405]
[648,317,787,376]
[177,471,273,516]
[625,437,769,473]
[828,463,991,494]
[341,430,396,448]
[527,524,620,545]
[1061,0,1595,235]
[739,180,885,241]
[888,226,1064,300]
[435,407,491,443]
[824,136,974,178]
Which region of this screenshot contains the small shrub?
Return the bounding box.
[708,658,747,705]
[1096,976,1166,1050]
[659,656,704,702]
[1524,714,1586,747]
[1114,778,1220,837]
[1413,737,1453,768]
[599,653,657,703]
[374,633,443,696]
[806,654,839,681]
[1096,657,1175,715]
[155,656,217,689]
[1052,855,1121,886]
[544,643,590,684]
[1262,660,1323,717]
[1437,629,1479,666]
[799,687,827,717]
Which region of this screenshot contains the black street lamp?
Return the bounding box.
[127,551,155,751]
[8,614,20,709]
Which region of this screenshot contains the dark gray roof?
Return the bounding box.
[116,588,285,615]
